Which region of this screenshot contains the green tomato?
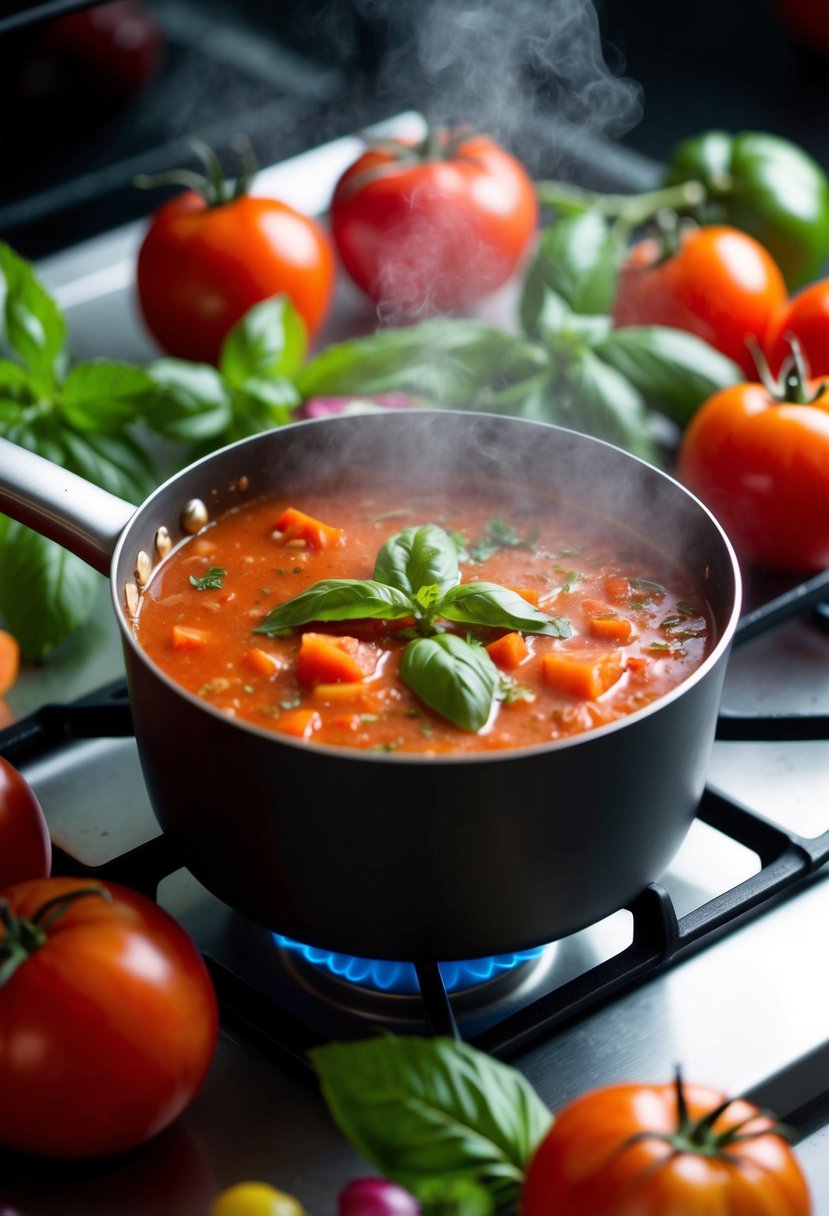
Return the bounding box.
[664,129,829,287]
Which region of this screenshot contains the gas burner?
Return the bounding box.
[272,933,560,1026]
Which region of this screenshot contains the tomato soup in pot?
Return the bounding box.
[134,478,713,755]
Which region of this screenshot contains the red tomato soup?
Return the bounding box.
[134,482,714,755]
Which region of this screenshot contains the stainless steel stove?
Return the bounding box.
[3,124,829,1215]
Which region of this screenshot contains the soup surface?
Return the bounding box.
[134,481,714,754]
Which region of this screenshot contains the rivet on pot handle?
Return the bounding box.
[0,436,136,575]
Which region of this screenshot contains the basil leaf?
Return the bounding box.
[401,634,498,731]
[593,325,742,427]
[60,360,158,433]
[439,583,571,637]
[310,1035,552,1214]
[219,295,308,388]
[230,375,299,431]
[477,373,552,423]
[0,520,101,660]
[375,525,459,601]
[564,350,659,463]
[145,359,233,443]
[297,319,546,407]
[0,242,65,392]
[58,430,155,501]
[520,213,622,335]
[0,359,33,397]
[254,579,414,633]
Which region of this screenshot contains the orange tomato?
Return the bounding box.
[613,224,787,376]
[522,1076,812,1216]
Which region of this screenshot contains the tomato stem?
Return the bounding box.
[749,334,829,405]
[0,886,111,986]
[535,177,707,237]
[134,135,259,208]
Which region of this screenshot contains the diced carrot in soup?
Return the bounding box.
[589,615,633,643]
[503,586,539,606]
[311,682,382,710]
[171,625,211,651]
[278,708,322,739]
[244,647,282,678]
[273,507,343,550]
[296,633,378,688]
[542,650,626,699]
[486,632,528,670]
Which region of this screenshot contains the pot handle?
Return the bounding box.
[0,437,135,575]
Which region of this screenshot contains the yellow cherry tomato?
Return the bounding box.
[212,1181,306,1216]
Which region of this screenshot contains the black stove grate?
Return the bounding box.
[1,572,828,1063]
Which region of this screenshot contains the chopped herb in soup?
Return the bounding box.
[133,483,714,754]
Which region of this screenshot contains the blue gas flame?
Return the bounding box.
[273,934,544,994]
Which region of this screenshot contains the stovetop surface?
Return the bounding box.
[2,122,829,1214]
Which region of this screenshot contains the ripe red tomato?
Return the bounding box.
[677,373,829,572]
[137,191,336,365]
[41,0,164,99]
[521,1077,812,1215]
[613,224,788,377]
[329,128,538,316]
[0,877,218,1158]
[765,279,829,377]
[0,757,51,887]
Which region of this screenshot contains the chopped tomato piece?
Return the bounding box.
[604,576,631,601]
[273,507,343,550]
[296,632,378,687]
[486,631,528,670]
[542,649,625,699]
[626,655,649,674]
[278,708,322,739]
[171,625,211,651]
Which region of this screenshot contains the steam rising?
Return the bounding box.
[379,0,641,164]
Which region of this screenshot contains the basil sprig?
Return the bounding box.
[255,523,569,731]
[311,1034,553,1215]
[296,210,742,462]
[0,243,308,659]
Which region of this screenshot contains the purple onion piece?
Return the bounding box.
[337,1177,421,1216]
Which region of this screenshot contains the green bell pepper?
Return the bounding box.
[664,129,829,288]
[537,129,829,290]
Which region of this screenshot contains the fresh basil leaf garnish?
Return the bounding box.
[439,582,571,637]
[190,566,226,591]
[374,524,460,600]
[253,522,576,730]
[254,579,414,633]
[467,517,536,564]
[310,1034,552,1216]
[401,633,499,732]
